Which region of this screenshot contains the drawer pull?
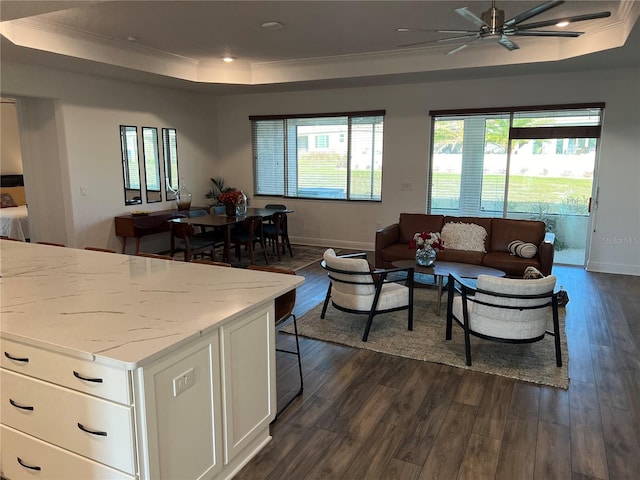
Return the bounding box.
[17,457,42,471]
[73,370,104,383]
[77,422,108,436]
[4,351,29,363]
[9,398,34,411]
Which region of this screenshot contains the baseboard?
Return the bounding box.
[586,261,640,276]
[290,236,373,252]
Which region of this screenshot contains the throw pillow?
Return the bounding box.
[440,222,487,252]
[508,239,538,258]
[523,266,545,279]
[0,193,17,208]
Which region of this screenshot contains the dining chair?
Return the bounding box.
[230,215,268,265]
[135,252,174,260]
[247,265,303,418]
[170,222,221,262]
[262,211,293,261]
[85,246,117,253]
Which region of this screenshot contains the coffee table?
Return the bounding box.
[391,260,506,315]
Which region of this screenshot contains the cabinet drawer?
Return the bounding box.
[1,370,136,475]
[1,425,136,480]
[1,338,131,404]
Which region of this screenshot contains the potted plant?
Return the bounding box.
[206,177,233,215]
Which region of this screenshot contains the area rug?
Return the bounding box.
[283,288,569,389]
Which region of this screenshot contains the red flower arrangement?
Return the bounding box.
[409,231,445,252]
[218,190,244,205]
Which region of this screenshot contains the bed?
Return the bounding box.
[0,174,29,241]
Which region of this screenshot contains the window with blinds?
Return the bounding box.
[251,111,384,201]
[428,104,603,217]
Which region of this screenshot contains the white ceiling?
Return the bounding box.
[1,1,639,94]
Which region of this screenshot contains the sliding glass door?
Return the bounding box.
[429,105,603,267]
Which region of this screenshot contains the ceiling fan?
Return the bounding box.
[397,0,611,54]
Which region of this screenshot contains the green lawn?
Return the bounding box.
[432,173,592,214]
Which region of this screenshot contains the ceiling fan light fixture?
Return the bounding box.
[222,56,236,63]
[556,20,570,27]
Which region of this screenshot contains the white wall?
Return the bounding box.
[2,61,638,274]
[0,102,22,174]
[216,67,640,275]
[2,63,218,252]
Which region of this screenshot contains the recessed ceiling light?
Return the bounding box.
[556,20,570,27]
[127,36,139,42]
[222,56,236,63]
[261,21,285,30]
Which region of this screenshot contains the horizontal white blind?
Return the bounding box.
[252,112,384,201]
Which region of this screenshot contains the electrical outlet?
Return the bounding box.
[80,186,87,196]
[172,367,194,397]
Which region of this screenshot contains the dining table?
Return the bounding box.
[170,207,292,263]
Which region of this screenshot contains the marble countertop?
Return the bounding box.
[0,242,304,369]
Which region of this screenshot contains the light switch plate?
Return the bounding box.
[172,367,194,397]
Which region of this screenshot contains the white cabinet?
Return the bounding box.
[220,305,276,466]
[137,302,276,480]
[137,331,223,480]
[1,302,276,480]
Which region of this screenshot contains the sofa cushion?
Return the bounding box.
[508,240,538,258]
[483,252,542,277]
[441,222,487,252]
[443,216,493,251]
[490,218,545,253]
[436,248,485,266]
[398,214,444,244]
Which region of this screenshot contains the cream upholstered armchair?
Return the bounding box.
[320,249,414,342]
[446,272,562,367]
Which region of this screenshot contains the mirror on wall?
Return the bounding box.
[162,128,179,201]
[120,125,142,206]
[142,127,162,203]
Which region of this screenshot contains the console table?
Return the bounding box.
[114,207,208,253]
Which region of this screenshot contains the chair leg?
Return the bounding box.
[320,284,332,318]
[552,296,562,367]
[274,313,304,419]
[362,310,377,342]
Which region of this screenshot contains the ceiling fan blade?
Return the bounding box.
[498,35,520,51]
[447,43,472,55]
[397,33,479,48]
[455,7,488,28]
[437,30,478,34]
[396,27,438,33]
[513,30,583,37]
[504,0,564,27]
[515,11,611,30]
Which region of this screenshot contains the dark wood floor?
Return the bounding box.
[237,258,640,480]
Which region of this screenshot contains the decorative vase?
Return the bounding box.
[174,181,192,210]
[235,191,248,216]
[225,202,236,217]
[416,248,436,267]
[175,192,192,210]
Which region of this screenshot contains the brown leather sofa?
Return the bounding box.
[375,213,555,277]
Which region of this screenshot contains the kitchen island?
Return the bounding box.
[0,241,303,479]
